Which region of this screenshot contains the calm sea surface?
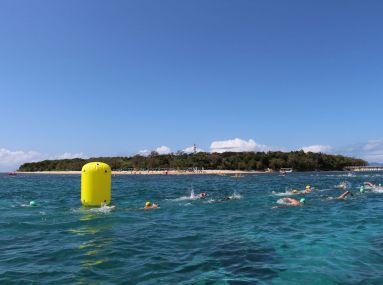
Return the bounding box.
[1,172,383,284]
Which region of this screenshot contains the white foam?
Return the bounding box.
[170,188,202,201]
[371,187,383,193]
[272,191,296,196]
[89,204,116,214]
[171,195,198,202]
[228,192,242,200]
[276,198,290,205]
[335,181,351,189]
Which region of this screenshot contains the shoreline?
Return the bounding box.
[15,170,266,175]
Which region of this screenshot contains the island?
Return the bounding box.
[18,151,367,174]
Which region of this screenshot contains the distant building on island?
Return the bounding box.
[344,166,383,172]
[280,168,293,174]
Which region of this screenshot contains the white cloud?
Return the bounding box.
[55,152,87,159]
[360,139,383,163]
[156,146,171,155]
[321,139,383,163]
[0,147,89,171]
[210,138,270,153]
[0,148,45,171]
[362,139,383,152]
[301,145,332,153]
[182,146,204,154]
[137,149,151,156]
[137,146,172,156]
[363,154,383,163]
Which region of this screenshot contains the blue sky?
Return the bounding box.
[0,0,382,170]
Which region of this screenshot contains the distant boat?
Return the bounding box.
[231,173,244,178]
[280,168,293,174]
[7,172,17,176]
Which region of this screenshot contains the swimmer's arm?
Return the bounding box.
[338,191,351,199]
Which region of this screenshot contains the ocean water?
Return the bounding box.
[1,172,383,284]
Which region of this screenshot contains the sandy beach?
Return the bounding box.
[16,170,266,175]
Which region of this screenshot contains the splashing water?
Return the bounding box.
[169,186,198,201]
[3,172,383,284]
[89,204,116,214]
[190,187,195,199]
[335,181,351,189]
[371,186,383,193]
[229,191,242,200]
[276,198,290,205]
[272,190,296,196]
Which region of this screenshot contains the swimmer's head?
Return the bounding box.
[306,185,310,189]
[145,201,151,207]
[29,201,36,207]
[360,186,365,193]
[300,198,306,204]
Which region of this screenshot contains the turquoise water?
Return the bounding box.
[1,172,383,284]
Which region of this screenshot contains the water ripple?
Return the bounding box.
[1,173,383,284]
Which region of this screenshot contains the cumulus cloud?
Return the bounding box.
[363,153,383,163]
[362,139,383,152]
[301,145,332,153]
[137,146,172,156]
[137,149,151,156]
[210,138,270,153]
[0,147,44,171]
[0,147,89,171]
[330,140,383,163]
[307,139,383,163]
[360,139,383,163]
[55,152,87,159]
[182,146,204,154]
[156,146,171,155]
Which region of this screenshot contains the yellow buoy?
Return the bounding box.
[81,162,111,206]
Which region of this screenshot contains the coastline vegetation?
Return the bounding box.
[18,151,367,172]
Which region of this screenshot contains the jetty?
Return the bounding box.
[344,166,383,172]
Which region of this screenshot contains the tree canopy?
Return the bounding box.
[18,151,367,172]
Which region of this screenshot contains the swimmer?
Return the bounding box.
[337,191,353,200]
[290,186,311,195]
[144,201,159,209]
[335,182,347,189]
[215,196,234,203]
[290,186,312,195]
[364,182,376,188]
[280,197,305,206]
[304,185,312,193]
[196,192,208,199]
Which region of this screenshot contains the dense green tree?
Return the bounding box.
[18,151,367,172]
